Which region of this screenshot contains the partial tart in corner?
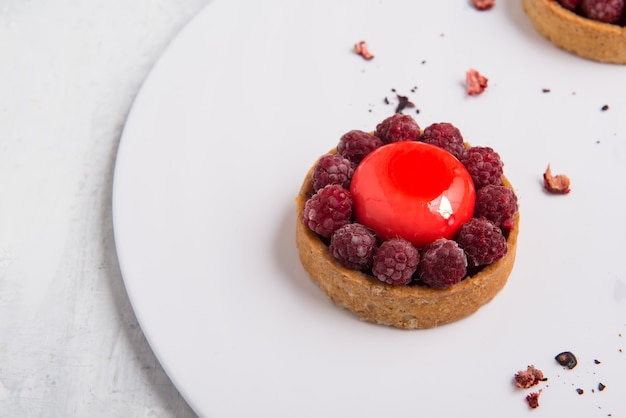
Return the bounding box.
[295,115,520,330]
[522,0,626,64]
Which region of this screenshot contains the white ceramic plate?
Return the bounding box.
[113,1,626,416]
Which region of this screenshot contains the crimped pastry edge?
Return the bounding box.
[522,0,626,64]
[295,151,519,330]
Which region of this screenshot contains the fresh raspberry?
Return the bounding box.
[329,223,377,270]
[311,154,354,192]
[375,114,421,144]
[456,218,507,267]
[474,185,519,230]
[372,238,420,285]
[460,146,504,189]
[337,130,383,165]
[558,0,582,11]
[302,184,353,238]
[581,0,624,23]
[416,238,467,289]
[421,122,466,159]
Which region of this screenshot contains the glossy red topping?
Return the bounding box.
[350,141,476,248]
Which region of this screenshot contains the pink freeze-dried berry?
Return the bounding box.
[472,0,495,11]
[372,238,420,285]
[558,0,582,11]
[526,391,541,409]
[329,223,377,270]
[460,146,504,189]
[466,69,489,96]
[421,122,466,160]
[302,184,353,238]
[337,130,383,165]
[474,185,518,230]
[311,154,354,192]
[375,114,421,144]
[456,217,507,267]
[581,0,624,23]
[417,238,467,289]
[514,365,545,389]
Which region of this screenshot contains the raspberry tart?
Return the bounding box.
[523,0,626,64]
[295,116,520,329]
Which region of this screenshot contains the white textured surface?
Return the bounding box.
[0,1,208,416]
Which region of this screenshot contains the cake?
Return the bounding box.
[295,117,520,330]
[522,0,626,64]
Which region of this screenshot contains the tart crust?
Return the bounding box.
[295,152,519,330]
[522,0,626,64]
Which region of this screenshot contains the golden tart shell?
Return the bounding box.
[295,151,519,330]
[522,0,626,64]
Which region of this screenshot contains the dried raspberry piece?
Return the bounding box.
[514,365,545,389]
[525,391,541,409]
[460,146,504,189]
[329,223,377,270]
[472,0,495,10]
[302,184,353,238]
[543,164,570,194]
[558,0,582,10]
[372,238,420,285]
[417,238,467,289]
[474,185,518,230]
[581,0,625,23]
[312,154,354,192]
[456,218,508,267]
[421,122,466,159]
[337,130,383,165]
[466,69,488,95]
[375,114,421,144]
[354,40,374,60]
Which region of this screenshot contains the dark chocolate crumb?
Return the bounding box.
[384,97,390,105]
[415,109,420,114]
[576,388,584,395]
[542,88,551,93]
[421,60,426,64]
[601,104,609,111]
[555,351,578,369]
[410,86,417,93]
[395,95,415,114]
[594,359,601,364]
[598,382,606,391]
[391,88,396,93]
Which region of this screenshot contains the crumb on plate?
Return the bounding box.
[466,69,488,95]
[354,41,374,60]
[543,165,571,194]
